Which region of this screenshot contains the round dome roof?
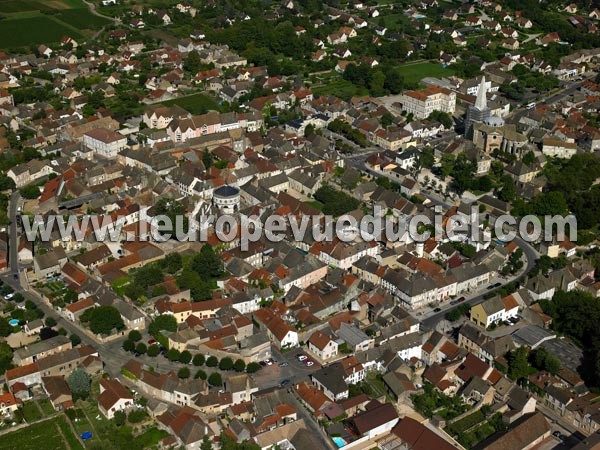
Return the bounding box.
[484,115,504,127]
[214,185,240,197]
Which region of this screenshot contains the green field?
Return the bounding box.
[312,79,369,101]
[0,0,108,49]
[162,93,220,115]
[0,16,83,48]
[397,62,456,86]
[55,8,111,29]
[2,416,82,450]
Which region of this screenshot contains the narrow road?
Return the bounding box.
[81,0,120,25]
[417,190,539,329]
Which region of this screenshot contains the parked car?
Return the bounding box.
[433,307,441,312]
[450,300,457,306]
[457,296,466,303]
[280,379,290,387]
[279,362,289,367]
[305,361,314,367]
[147,338,157,345]
[297,355,308,361]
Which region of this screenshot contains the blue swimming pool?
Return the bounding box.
[8,319,19,327]
[332,437,347,448]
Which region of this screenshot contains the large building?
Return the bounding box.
[83,128,128,159]
[397,86,456,119]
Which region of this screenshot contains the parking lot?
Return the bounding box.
[252,348,321,390]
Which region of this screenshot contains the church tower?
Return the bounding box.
[465,76,491,139]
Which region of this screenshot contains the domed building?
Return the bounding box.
[483,115,505,128]
[212,185,240,214]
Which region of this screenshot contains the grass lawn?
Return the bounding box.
[111,275,131,296]
[162,92,219,115]
[38,398,56,416]
[381,13,411,31]
[304,200,323,211]
[312,79,369,101]
[21,401,43,422]
[397,62,455,87]
[56,418,85,450]
[2,416,81,450]
[133,427,170,448]
[445,410,485,435]
[69,407,96,443]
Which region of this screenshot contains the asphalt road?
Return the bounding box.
[416,190,539,329]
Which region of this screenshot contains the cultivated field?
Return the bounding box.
[0,0,110,49]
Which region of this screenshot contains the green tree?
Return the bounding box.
[149,314,177,336]
[206,356,218,367]
[208,372,222,386]
[193,354,205,366]
[201,435,213,450]
[219,357,234,371]
[127,409,147,424]
[202,150,214,169]
[128,330,142,342]
[167,348,181,362]
[184,50,201,73]
[179,350,192,364]
[0,343,13,374]
[135,343,147,355]
[178,367,190,379]
[67,368,91,399]
[123,339,135,352]
[233,359,246,372]
[45,317,57,327]
[246,362,261,373]
[147,344,160,357]
[80,306,124,335]
[162,252,183,274]
[19,185,40,199]
[195,369,207,380]
[0,317,12,337]
[507,347,530,381]
[522,151,536,166]
[113,410,126,426]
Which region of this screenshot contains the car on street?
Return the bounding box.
[305,361,314,367]
[280,379,290,387]
[279,362,289,367]
[297,354,308,361]
[457,296,466,302]
[552,431,566,442]
[433,307,441,312]
[450,300,457,305]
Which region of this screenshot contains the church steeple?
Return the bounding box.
[475,76,487,111]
